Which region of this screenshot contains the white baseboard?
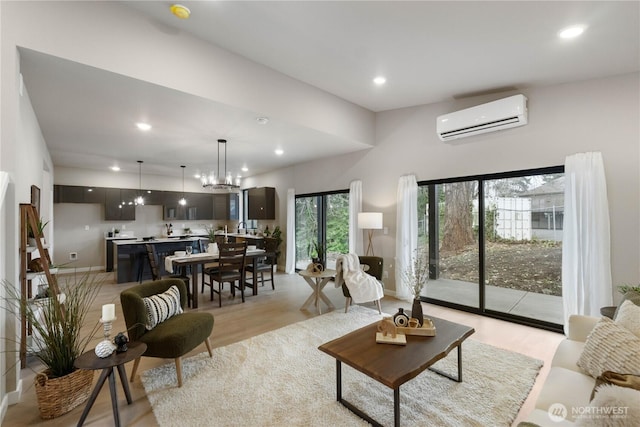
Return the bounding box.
[7,379,23,405]
[1,378,23,423]
[57,265,106,274]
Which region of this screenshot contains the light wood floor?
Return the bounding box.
[4,271,564,427]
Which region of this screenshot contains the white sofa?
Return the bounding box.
[524,314,600,426]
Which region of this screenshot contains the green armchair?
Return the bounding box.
[120,278,214,387]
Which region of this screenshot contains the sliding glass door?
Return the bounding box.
[420,167,564,330]
[295,190,349,270]
[423,181,480,309]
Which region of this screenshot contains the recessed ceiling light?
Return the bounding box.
[194,173,201,179]
[111,166,120,172]
[241,166,248,172]
[136,122,152,131]
[373,76,387,85]
[256,117,269,125]
[558,25,586,39]
[170,4,191,19]
[275,149,284,156]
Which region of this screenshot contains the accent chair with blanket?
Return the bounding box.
[335,254,384,313]
[120,278,214,387]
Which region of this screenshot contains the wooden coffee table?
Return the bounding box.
[318,317,474,427]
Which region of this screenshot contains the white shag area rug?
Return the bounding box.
[142,306,542,427]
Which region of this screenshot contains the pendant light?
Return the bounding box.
[135,160,145,205]
[178,165,187,206]
[201,139,240,191]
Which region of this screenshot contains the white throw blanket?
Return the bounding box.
[335,253,384,304]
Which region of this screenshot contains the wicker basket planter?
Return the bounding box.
[34,368,94,419]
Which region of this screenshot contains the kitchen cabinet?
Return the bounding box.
[163,192,215,220]
[105,188,136,221]
[213,193,239,220]
[247,187,275,220]
[54,185,105,204]
[143,190,165,206]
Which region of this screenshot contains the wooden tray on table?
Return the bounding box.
[397,317,436,336]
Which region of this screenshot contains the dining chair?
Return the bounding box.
[145,244,191,303]
[245,237,277,290]
[199,238,220,294]
[203,241,247,307]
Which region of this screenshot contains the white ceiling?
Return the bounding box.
[19,1,640,179]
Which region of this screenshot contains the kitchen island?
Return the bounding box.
[113,237,204,283]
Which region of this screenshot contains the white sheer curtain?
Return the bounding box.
[562,152,612,327]
[349,180,363,255]
[395,174,418,301]
[285,188,296,274]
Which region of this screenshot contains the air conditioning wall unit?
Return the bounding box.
[436,94,528,142]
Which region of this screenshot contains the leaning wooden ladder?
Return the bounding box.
[19,203,61,368]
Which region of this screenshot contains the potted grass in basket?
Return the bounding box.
[3,271,104,419]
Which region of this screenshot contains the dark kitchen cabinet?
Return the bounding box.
[163,192,215,220]
[143,190,165,206]
[190,193,214,220]
[84,187,106,203]
[54,185,105,204]
[105,188,136,221]
[247,187,275,220]
[213,193,239,220]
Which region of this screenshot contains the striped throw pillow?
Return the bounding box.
[577,316,640,378]
[143,285,183,330]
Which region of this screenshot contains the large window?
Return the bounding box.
[295,190,349,270]
[419,167,564,331]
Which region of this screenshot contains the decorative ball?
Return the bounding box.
[94,340,117,358]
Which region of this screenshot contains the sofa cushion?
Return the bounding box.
[535,367,595,422]
[614,300,640,338]
[524,409,575,427]
[576,385,640,427]
[577,317,640,378]
[551,339,586,373]
[142,285,183,330]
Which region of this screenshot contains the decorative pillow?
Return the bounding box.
[577,316,640,378]
[614,300,640,338]
[590,371,640,401]
[613,290,640,318]
[142,285,183,330]
[576,385,640,427]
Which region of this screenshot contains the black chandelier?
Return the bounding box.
[201,139,240,190]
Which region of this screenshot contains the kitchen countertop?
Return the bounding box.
[223,233,264,240]
[112,237,202,245]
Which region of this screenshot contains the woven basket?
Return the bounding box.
[34,368,94,419]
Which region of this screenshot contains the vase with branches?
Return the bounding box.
[402,246,429,326]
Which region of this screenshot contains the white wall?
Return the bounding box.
[254,73,640,295]
[0,44,55,419]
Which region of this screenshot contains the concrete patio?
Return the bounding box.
[423,278,563,325]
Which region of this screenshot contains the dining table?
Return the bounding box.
[165,248,266,308]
